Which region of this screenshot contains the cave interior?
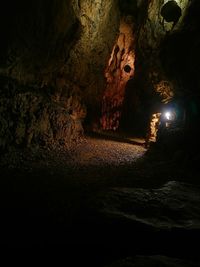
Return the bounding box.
[0,0,200,262]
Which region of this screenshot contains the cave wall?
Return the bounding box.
[158,0,200,149]
[0,0,119,150]
[133,0,200,148]
[160,0,200,95]
[136,0,192,104]
[100,16,135,131]
[120,0,198,136]
[0,0,200,150]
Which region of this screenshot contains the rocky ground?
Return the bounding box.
[0,134,200,266]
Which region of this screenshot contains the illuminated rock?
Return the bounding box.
[101,17,135,130]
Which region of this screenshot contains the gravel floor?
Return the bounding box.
[69,137,146,166]
[0,136,146,171]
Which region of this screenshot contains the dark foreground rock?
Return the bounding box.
[0,137,200,266]
[89,181,200,230]
[106,255,199,267]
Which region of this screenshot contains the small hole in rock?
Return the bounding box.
[124,65,132,73]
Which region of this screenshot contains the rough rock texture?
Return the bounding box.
[138,0,191,102]
[146,112,161,143]
[65,0,120,115]
[90,181,200,230]
[120,0,200,140]
[100,17,135,130]
[1,0,200,149]
[0,0,119,149]
[0,77,85,150]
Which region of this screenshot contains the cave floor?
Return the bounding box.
[0,135,200,265]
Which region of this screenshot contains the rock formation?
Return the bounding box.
[0,0,119,150]
[0,0,200,150]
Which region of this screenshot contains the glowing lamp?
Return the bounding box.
[165,112,171,120]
